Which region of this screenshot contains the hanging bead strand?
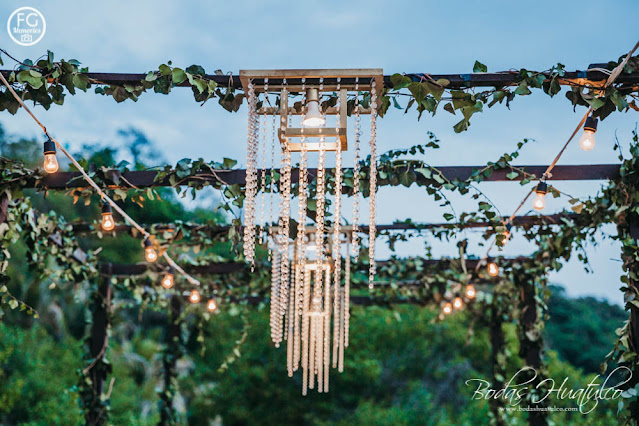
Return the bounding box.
[332,78,343,369]
[243,80,259,268]
[351,78,361,258]
[258,79,269,245]
[368,79,378,290]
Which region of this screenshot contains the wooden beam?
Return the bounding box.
[98,256,530,277]
[33,164,620,190]
[3,69,636,90]
[71,213,576,235]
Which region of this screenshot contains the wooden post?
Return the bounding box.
[489,300,507,426]
[515,271,548,426]
[159,295,183,425]
[82,275,112,425]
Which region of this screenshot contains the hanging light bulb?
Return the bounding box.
[189,289,201,303]
[465,284,476,299]
[43,138,59,173]
[453,296,463,309]
[301,88,325,127]
[443,302,453,315]
[532,181,548,211]
[501,223,513,243]
[487,261,499,277]
[144,238,158,263]
[207,299,217,312]
[100,203,115,231]
[161,267,174,289]
[578,115,598,151]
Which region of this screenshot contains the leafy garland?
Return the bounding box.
[0,50,637,133]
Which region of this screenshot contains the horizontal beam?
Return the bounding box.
[98,256,529,277]
[35,164,619,190]
[73,213,576,235]
[4,69,635,90]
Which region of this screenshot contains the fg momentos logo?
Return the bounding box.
[7,7,46,46]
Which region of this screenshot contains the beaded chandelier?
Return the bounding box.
[240,69,382,394]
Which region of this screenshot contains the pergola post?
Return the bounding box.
[514,269,548,426]
[159,295,183,425]
[80,274,112,425]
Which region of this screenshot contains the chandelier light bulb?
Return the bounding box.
[443,303,453,315]
[207,299,217,312]
[43,139,59,173]
[101,203,115,231]
[453,297,463,309]
[465,284,476,299]
[532,181,548,211]
[579,116,598,151]
[144,238,158,263]
[301,88,325,127]
[189,289,201,304]
[161,268,174,289]
[487,261,499,277]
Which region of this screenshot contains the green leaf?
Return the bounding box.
[453,119,470,133]
[473,61,488,73]
[506,171,519,180]
[222,158,237,169]
[171,68,187,85]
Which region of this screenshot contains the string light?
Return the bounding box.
[487,261,499,277]
[532,181,548,211]
[465,284,476,299]
[453,296,463,309]
[100,203,115,231]
[43,138,59,173]
[189,289,201,303]
[144,238,158,263]
[442,302,453,315]
[207,298,217,312]
[579,115,598,151]
[161,267,174,289]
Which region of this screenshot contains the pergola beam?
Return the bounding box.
[72,213,576,235]
[4,68,636,90]
[98,256,529,277]
[33,164,619,190]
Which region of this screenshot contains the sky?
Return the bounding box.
[0,0,637,303]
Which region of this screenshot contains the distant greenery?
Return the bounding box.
[545,285,627,374]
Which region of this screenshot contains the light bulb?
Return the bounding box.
[161,272,174,289]
[443,303,453,315]
[145,247,157,262]
[143,239,157,262]
[453,297,463,309]
[43,153,59,173]
[189,289,200,303]
[301,88,325,127]
[487,262,499,277]
[579,130,595,151]
[532,193,546,211]
[43,139,59,173]
[100,203,116,231]
[579,115,598,152]
[207,299,217,312]
[101,214,115,231]
[532,182,548,211]
[466,284,476,299]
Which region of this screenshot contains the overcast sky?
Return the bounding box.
[0,0,637,303]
